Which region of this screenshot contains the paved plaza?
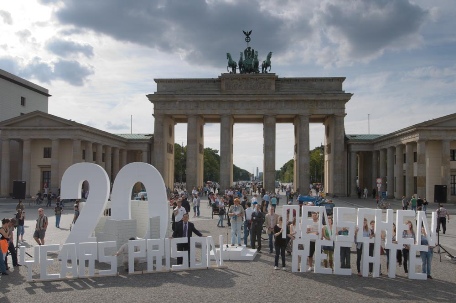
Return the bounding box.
[1,195,455,303]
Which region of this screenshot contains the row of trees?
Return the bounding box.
[174,143,324,184]
[174,144,250,183]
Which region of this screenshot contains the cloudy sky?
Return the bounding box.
[1,0,455,174]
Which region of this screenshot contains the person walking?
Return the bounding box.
[437,204,450,234]
[33,208,48,245]
[54,202,63,228]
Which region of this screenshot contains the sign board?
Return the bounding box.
[376,178,382,184]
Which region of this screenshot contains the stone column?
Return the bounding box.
[86,141,93,163]
[387,146,394,198]
[142,149,148,163]
[186,115,205,191]
[293,115,310,195]
[153,114,166,180]
[405,142,414,198]
[22,138,31,197]
[379,149,386,193]
[96,143,103,167]
[263,115,276,193]
[333,114,346,196]
[112,147,120,178]
[371,150,379,191]
[416,140,426,199]
[120,149,127,168]
[105,146,112,180]
[350,150,358,197]
[395,144,404,199]
[220,115,233,192]
[72,139,82,163]
[0,138,10,197]
[441,140,450,202]
[51,139,60,193]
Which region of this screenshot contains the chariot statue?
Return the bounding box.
[225,30,272,74]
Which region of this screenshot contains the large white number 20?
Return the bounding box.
[60,162,169,245]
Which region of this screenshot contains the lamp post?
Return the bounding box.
[180,142,184,183]
[320,144,324,185]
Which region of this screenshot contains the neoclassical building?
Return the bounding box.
[346,114,456,203]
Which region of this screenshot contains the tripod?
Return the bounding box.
[434,209,454,262]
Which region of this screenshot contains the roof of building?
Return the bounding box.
[116,134,153,140]
[0,69,51,97]
[346,134,383,141]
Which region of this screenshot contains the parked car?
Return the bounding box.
[134,191,148,200]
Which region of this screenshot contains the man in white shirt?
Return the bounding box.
[172,199,187,231]
[244,202,253,246]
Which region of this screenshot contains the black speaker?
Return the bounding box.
[13,181,26,199]
[434,185,447,203]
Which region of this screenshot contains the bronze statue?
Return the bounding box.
[261,52,272,73]
[226,53,237,74]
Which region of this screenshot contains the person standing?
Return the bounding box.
[228,198,245,246]
[401,196,408,210]
[15,209,25,242]
[5,218,20,269]
[243,202,253,246]
[265,207,278,254]
[337,227,351,269]
[33,208,48,245]
[270,194,277,211]
[16,200,25,212]
[273,216,290,270]
[322,216,334,270]
[306,212,320,272]
[250,202,265,252]
[54,202,63,228]
[355,218,370,276]
[420,227,434,279]
[172,213,202,266]
[402,220,415,274]
[1,218,10,275]
[410,195,417,212]
[172,199,187,231]
[437,204,450,234]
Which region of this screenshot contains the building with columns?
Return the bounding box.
[0,111,152,197]
[346,114,456,203]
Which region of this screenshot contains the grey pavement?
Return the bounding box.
[1,195,456,303]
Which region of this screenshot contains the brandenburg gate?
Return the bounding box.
[147,73,352,196]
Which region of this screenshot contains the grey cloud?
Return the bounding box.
[16,29,32,43]
[316,0,428,57]
[106,121,128,131]
[0,56,93,86]
[46,38,94,58]
[0,10,12,25]
[46,0,308,67]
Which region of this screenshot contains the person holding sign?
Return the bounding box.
[306,212,320,272]
[402,220,415,274]
[355,218,369,276]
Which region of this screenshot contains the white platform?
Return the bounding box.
[210,246,257,261]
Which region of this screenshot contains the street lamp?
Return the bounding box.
[180,142,184,183]
[320,144,324,184]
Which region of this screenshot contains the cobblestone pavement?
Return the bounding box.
[1,195,455,303]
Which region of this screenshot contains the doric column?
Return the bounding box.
[1,138,11,197]
[105,146,112,180]
[379,149,386,193]
[22,138,31,197]
[142,149,148,163]
[112,147,120,178]
[96,143,103,167]
[350,150,358,197]
[263,115,276,192]
[294,115,310,195]
[405,142,414,198]
[120,149,127,168]
[416,140,426,199]
[371,150,379,191]
[186,115,205,191]
[387,146,394,198]
[153,114,166,180]
[86,141,93,163]
[220,114,233,192]
[441,140,450,202]
[394,144,404,199]
[333,114,345,196]
[51,139,60,194]
[72,139,82,163]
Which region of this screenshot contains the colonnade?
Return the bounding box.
[0,136,148,197]
[349,140,452,202]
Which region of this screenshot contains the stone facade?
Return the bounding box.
[148,73,352,195]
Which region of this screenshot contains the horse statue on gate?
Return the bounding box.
[253,51,259,73]
[227,53,237,74]
[261,51,272,73]
[238,52,244,74]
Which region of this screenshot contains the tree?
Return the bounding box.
[275,146,324,184]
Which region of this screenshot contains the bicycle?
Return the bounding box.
[378,198,390,209]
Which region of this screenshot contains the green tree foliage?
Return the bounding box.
[174,145,251,183]
[275,146,324,184]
